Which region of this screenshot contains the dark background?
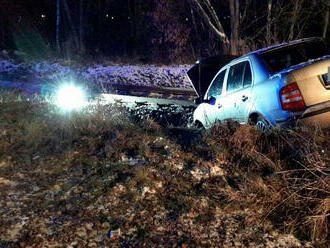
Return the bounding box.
[0,0,329,63]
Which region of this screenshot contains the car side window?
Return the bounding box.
[243,62,252,87]
[207,70,226,98]
[227,61,252,91]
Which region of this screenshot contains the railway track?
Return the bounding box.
[0,80,198,127]
[97,84,196,108]
[99,83,196,102]
[1,80,197,107]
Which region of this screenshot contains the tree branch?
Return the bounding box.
[190,0,229,43]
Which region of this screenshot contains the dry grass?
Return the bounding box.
[0,92,329,246]
[203,123,330,243]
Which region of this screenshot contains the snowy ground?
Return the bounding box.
[0,58,193,90]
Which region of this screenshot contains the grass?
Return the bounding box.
[0,90,329,247]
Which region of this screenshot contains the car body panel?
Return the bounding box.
[193,102,216,128]
[288,58,330,106]
[221,57,255,123]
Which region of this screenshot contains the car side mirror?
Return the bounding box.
[207,96,216,105]
[194,96,216,105]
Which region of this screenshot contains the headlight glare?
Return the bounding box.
[56,84,86,110]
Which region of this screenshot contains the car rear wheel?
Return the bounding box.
[255,117,271,132]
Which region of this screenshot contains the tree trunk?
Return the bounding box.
[79,0,85,54]
[96,0,103,54]
[288,0,302,40]
[230,0,239,55]
[56,0,61,51]
[323,4,329,38]
[62,0,80,51]
[266,0,272,45]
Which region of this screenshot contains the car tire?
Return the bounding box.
[255,117,271,132]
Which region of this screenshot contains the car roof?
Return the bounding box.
[229,37,323,63]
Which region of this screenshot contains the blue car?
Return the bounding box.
[188,37,330,130]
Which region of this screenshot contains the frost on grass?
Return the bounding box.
[0,59,192,89]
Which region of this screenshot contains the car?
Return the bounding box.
[187,37,330,130]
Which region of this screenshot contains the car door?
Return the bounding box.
[202,69,227,126]
[236,61,253,123]
[220,60,253,123]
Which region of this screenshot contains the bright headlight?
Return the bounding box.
[56,84,86,110]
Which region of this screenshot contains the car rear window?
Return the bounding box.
[259,40,328,73]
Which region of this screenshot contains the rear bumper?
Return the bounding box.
[275,100,330,128]
[300,100,330,119]
[297,100,330,127]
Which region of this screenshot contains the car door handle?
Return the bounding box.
[242,95,248,102]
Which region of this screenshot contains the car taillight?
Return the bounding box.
[280,82,306,111]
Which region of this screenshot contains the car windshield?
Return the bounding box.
[259,40,328,73]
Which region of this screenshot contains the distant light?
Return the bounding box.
[41,14,46,19]
[106,14,109,18]
[56,84,86,110]
[111,16,114,20]
[185,18,189,21]
[128,16,131,20]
